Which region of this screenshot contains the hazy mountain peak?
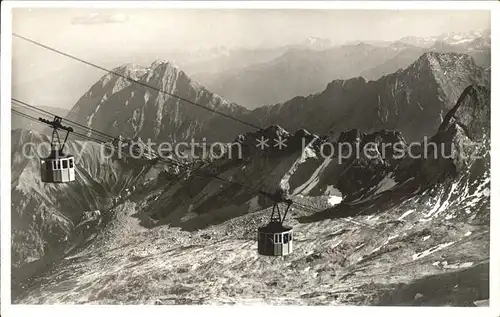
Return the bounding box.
[262,124,290,137]
[149,59,180,71]
[388,41,417,50]
[398,29,490,48]
[302,36,332,49]
[325,77,367,92]
[110,63,149,79]
[66,60,250,144]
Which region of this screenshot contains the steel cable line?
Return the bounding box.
[12,98,116,142]
[12,107,150,161]
[12,107,182,175]
[11,35,341,214]
[12,107,310,211]
[12,108,111,146]
[12,105,275,198]
[12,105,375,229]
[13,99,171,167]
[12,100,269,196]
[11,32,378,229]
[13,33,263,131]
[13,104,115,147]
[13,108,289,217]
[12,107,109,145]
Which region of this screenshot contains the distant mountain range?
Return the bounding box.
[398,29,490,48]
[194,31,490,108]
[12,30,489,113]
[63,51,488,145]
[247,52,488,142]
[178,37,335,76]
[193,42,420,107]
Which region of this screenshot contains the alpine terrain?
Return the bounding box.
[65,52,487,144]
[11,47,490,305]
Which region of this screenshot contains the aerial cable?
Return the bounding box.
[13,108,318,217]
[12,108,110,146]
[12,106,274,198]
[12,107,110,145]
[12,100,115,143]
[14,30,383,246]
[11,36,347,211]
[12,99,116,141]
[12,100,274,197]
[13,33,263,131]
[13,106,375,229]
[13,106,375,230]
[12,101,156,160]
[11,35,345,208]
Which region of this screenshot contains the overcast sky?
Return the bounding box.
[11,8,490,109]
[14,9,490,50]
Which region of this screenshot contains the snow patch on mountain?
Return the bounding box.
[280,143,318,193]
[374,173,398,195]
[412,241,456,261]
[247,196,261,213]
[327,194,343,207]
[291,156,332,196]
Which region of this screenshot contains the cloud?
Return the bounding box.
[71,12,129,25]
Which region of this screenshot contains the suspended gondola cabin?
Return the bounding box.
[257,195,293,256]
[39,116,76,183]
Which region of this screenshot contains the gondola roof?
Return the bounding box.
[42,149,74,160]
[258,221,292,233]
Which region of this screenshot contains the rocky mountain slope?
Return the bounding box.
[12,84,490,305]
[11,129,166,284]
[65,61,252,144]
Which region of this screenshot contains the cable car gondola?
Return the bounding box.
[257,190,294,256]
[39,116,76,183]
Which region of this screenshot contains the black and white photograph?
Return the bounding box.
[1,1,499,314]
